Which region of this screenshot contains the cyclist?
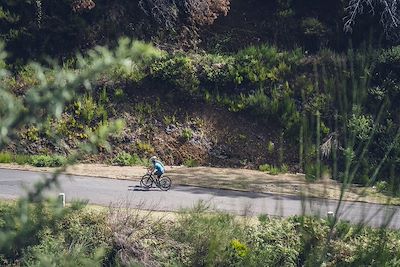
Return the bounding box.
[149,156,165,179]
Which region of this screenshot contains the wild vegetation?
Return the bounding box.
[1,0,400,266]
[2,43,400,189]
[1,201,400,266]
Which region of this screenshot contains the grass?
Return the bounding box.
[112,152,148,166]
[0,152,12,163]
[0,153,66,167]
[29,155,66,167]
[258,163,288,175]
[14,154,31,165]
[183,158,199,167]
[0,152,31,165]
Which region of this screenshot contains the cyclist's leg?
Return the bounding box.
[155,170,162,179]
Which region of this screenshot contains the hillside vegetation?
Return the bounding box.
[1,202,400,266]
[2,43,400,188]
[1,1,400,266]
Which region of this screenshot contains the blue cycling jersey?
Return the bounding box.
[154,161,165,173]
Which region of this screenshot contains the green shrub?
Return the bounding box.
[267,141,275,153]
[73,94,108,125]
[150,55,199,93]
[0,152,12,163]
[183,158,199,168]
[244,218,301,266]
[134,102,154,116]
[234,45,302,88]
[132,154,147,165]
[227,239,250,264]
[181,128,193,141]
[173,208,244,266]
[59,209,111,252]
[14,154,31,165]
[0,153,32,165]
[280,164,289,173]
[163,114,177,125]
[113,88,124,102]
[6,65,39,94]
[21,126,40,142]
[29,155,66,167]
[22,209,111,267]
[301,17,327,37]
[73,94,97,124]
[378,45,400,66]
[348,112,374,141]
[258,214,269,223]
[375,181,389,193]
[112,152,133,166]
[258,164,280,175]
[289,216,330,265]
[196,53,235,85]
[0,202,15,228]
[112,152,147,166]
[136,141,155,155]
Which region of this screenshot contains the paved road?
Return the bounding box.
[0,168,399,228]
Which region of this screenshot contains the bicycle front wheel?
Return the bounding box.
[140,174,153,188]
[158,176,172,191]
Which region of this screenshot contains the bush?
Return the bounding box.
[183,158,199,167]
[112,152,146,166]
[0,152,12,163]
[301,17,327,37]
[112,152,133,166]
[14,154,31,165]
[136,141,155,155]
[244,218,301,266]
[150,55,199,93]
[182,128,193,141]
[280,164,289,173]
[378,45,400,67]
[73,94,108,125]
[196,53,235,86]
[29,155,66,167]
[375,181,389,193]
[267,141,275,153]
[348,112,374,141]
[258,164,280,175]
[173,208,244,266]
[22,209,111,267]
[0,153,32,165]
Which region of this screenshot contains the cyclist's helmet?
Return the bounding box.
[150,156,157,163]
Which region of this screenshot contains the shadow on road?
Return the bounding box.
[171,184,308,200]
[128,185,164,192]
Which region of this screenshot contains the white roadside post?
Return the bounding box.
[327,211,335,224]
[58,193,66,207]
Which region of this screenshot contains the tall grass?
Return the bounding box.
[298,46,400,264]
[0,152,12,163]
[0,152,31,165]
[14,154,31,165]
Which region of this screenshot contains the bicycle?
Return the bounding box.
[140,170,172,191]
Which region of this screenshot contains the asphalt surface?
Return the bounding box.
[0,168,399,228]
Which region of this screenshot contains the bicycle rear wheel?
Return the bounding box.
[140,174,153,188]
[158,176,172,191]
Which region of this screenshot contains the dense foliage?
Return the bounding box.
[4,41,399,188]
[1,0,399,65]
[1,1,400,266]
[1,202,400,266]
